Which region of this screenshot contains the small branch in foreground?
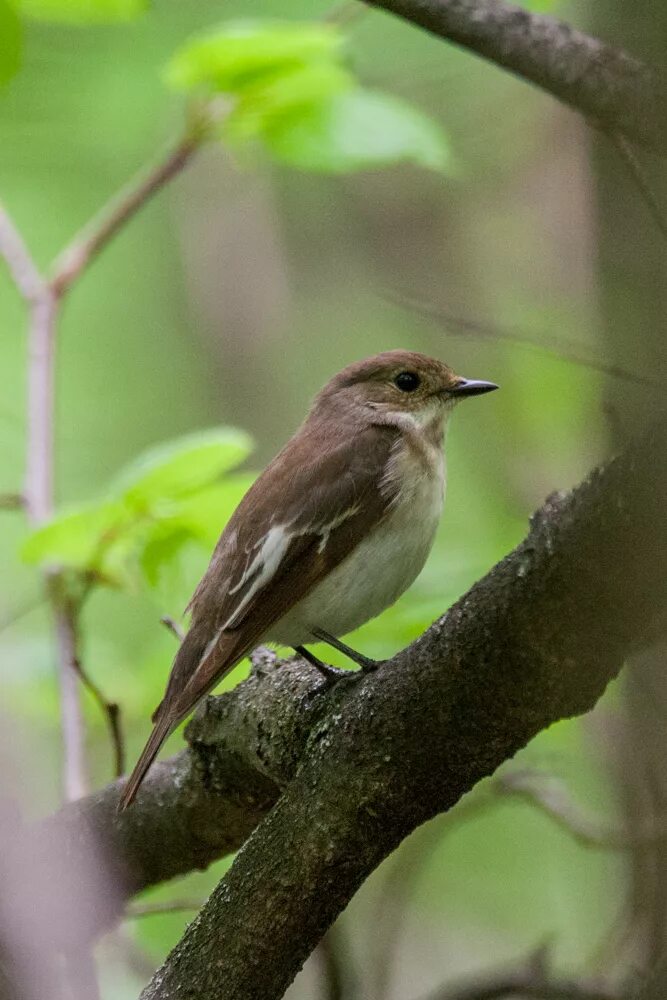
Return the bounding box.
[50,131,202,298]
[51,594,89,801]
[72,650,125,779]
[0,202,43,302]
[161,615,185,643]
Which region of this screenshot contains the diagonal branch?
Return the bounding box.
[50,132,201,298]
[364,0,667,154]
[0,203,43,302]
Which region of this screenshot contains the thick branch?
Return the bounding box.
[365,0,667,153]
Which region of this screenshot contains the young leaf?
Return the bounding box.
[21,500,125,569]
[167,20,342,95]
[15,0,146,22]
[113,427,253,511]
[263,89,450,174]
[224,61,353,145]
[0,0,21,85]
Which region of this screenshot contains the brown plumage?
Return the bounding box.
[119,351,497,809]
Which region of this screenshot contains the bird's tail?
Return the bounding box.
[118,622,252,812]
[117,710,176,811]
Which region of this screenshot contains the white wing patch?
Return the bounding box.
[221,506,360,630]
[223,524,291,629]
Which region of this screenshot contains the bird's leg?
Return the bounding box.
[294,645,346,684]
[311,627,380,672]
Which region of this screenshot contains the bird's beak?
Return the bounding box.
[450,378,499,398]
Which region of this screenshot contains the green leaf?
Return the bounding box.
[136,475,255,586]
[114,427,253,511]
[0,0,21,85]
[224,61,353,145]
[15,0,146,23]
[263,89,450,174]
[167,20,342,95]
[21,500,125,569]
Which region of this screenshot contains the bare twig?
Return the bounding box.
[493,770,667,849]
[50,132,201,298]
[25,292,58,524]
[125,900,203,920]
[0,202,43,302]
[72,651,125,779]
[161,615,185,642]
[386,289,664,390]
[420,973,620,1000]
[610,132,667,243]
[51,597,89,801]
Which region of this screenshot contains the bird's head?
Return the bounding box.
[314,350,498,427]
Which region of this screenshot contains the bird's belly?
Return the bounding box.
[269,473,445,646]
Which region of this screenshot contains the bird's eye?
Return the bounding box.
[394,371,421,392]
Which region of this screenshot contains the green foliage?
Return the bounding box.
[263,89,450,173]
[167,19,450,175]
[0,0,21,85]
[167,21,343,94]
[21,427,255,590]
[14,0,147,24]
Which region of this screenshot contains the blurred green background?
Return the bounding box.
[0,0,647,997]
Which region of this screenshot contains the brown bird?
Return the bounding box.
[119,351,497,809]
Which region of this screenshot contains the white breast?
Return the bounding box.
[269,437,446,646]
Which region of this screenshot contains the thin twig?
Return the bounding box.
[0,202,43,302]
[51,594,89,801]
[25,291,58,524]
[494,770,667,849]
[125,900,203,920]
[72,652,125,779]
[161,615,185,642]
[50,132,201,298]
[611,132,667,243]
[386,289,665,390]
[420,974,620,1000]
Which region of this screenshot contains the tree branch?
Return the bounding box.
[0,203,43,302]
[50,132,200,298]
[364,0,667,154]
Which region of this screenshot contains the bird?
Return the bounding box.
[119,350,497,809]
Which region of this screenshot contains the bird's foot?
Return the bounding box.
[310,628,382,672]
[294,646,348,695]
